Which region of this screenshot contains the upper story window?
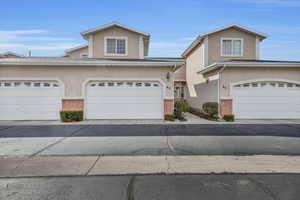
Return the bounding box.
[221,38,243,57]
[105,37,127,56]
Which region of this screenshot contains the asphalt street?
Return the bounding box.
[0,124,300,138]
[1,124,300,156]
[1,174,300,200]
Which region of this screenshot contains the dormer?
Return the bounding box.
[182,24,268,67]
[80,22,150,59]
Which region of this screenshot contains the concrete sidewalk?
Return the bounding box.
[1,155,300,177]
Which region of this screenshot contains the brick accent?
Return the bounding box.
[220,99,233,116]
[62,99,84,111]
[164,99,174,115]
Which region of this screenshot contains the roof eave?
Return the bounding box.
[197,62,300,74]
[0,61,184,67]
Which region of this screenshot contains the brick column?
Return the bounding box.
[164,99,174,115]
[220,99,232,116]
[62,99,84,111]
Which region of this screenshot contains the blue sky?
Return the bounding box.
[0,0,299,60]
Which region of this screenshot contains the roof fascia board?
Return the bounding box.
[198,62,300,74]
[81,22,150,38]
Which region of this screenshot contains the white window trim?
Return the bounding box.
[220,38,244,57]
[104,36,128,56]
[80,53,89,58]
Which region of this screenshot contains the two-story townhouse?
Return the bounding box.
[0,22,184,120]
[182,24,300,119]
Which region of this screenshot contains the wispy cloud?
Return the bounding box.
[0,43,79,51]
[0,29,79,55]
[232,0,300,7]
[150,37,194,56]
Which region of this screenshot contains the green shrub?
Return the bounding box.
[174,100,190,121]
[164,114,175,121]
[60,110,83,122]
[189,107,218,121]
[202,102,218,118]
[223,114,235,122]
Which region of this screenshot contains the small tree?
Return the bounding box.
[174,100,190,121]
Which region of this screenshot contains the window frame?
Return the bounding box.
[104,36,128,56]
[220,38,244,57]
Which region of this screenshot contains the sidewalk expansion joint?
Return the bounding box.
[86,156,101,176]
[29,125,90,157]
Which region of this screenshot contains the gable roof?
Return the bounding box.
[65,44,88,54]
[182,24,268,57]
[80,22,150,39]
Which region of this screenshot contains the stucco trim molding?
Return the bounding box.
[0,77,65,96]
[229,78,300,97]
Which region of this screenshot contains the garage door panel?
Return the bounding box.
[235,97,300,104]
[0,81,62,120]
[87,89,161,97]
[233,81,300,119]
[86,81,163,119]
[0,97,61,105]
[0,89,61,97]
[87,96,160,104]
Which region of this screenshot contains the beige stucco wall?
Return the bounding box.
[0,66,174,97]
[174,65,186,81]
[91,26,141,59]
[67,47,88,58]
[186,79,218,109]
[186,42,206,97]
[220,67,300,98]
[208,27,257,65]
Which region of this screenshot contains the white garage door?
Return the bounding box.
[0,81,63,120]
[86,81,163,119]
[233,81,300,119]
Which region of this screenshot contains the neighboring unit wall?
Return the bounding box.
[91,26,141,59]
[174,65,186,81]
[186,79,218,110]
[218,67,300,116]
[220,67,300,98]
[67,47,88,58]
[207,27,257,65]
[185,42,205,97]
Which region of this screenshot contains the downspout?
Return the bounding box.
[218,64,226,118]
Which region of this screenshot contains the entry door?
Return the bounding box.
[233,81,300,119]
[86,81,163,119]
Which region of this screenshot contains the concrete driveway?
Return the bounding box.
[0,124,300,156]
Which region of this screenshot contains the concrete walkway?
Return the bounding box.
[1,155,300,177]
